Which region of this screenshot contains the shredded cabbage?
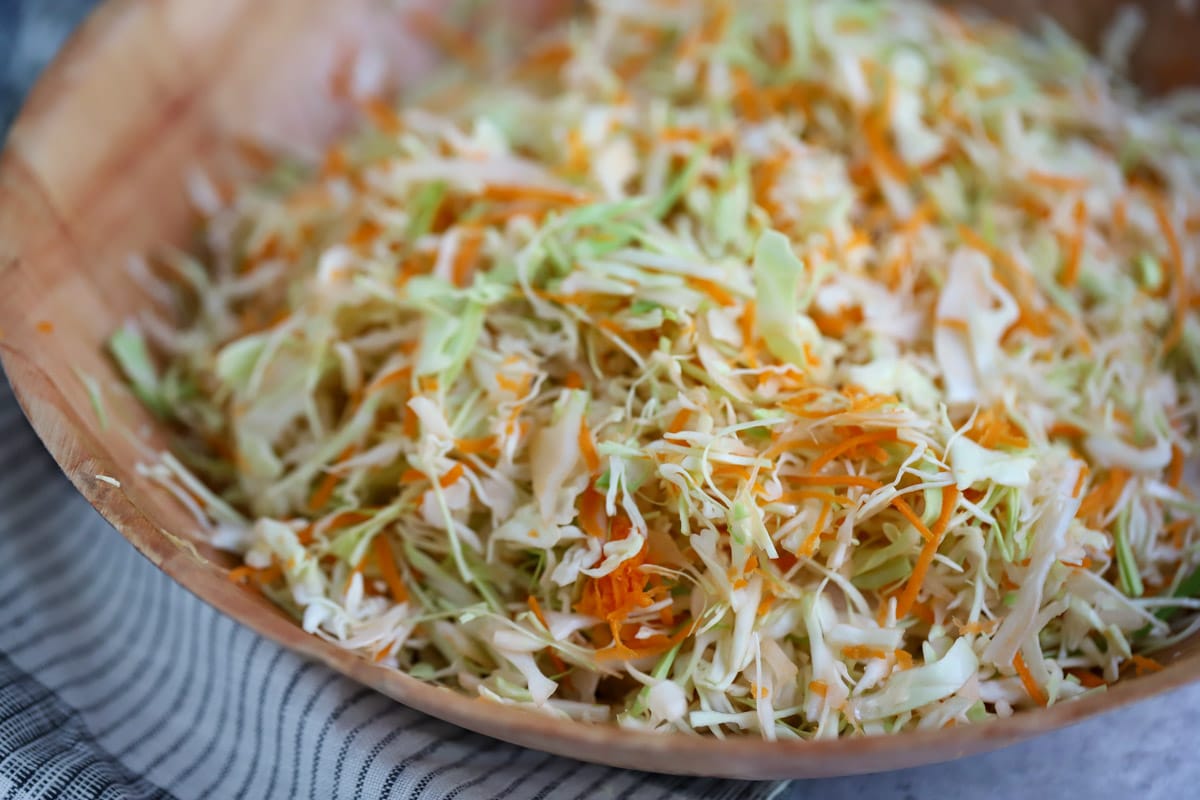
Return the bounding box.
[112,0,1200,739]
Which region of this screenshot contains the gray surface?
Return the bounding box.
[3,2,1195,799]
[783,684,1198,798]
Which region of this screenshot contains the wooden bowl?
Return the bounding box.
[0,0,1197,780]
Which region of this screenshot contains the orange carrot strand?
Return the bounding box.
[372,534,409,604]
[895,485,959,618]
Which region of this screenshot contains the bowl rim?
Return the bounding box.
[1,0,1197,780]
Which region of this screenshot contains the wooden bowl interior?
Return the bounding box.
[0,0,1198,779]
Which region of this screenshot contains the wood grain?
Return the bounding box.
[0,0,1196,779]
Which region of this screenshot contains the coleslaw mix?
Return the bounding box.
[110,0,1200,739]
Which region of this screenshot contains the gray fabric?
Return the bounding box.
[0,3,784,798]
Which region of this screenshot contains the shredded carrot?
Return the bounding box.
[1027,170,1088,191]
[900,200,935,235]
[439,463,465,488]
[495,372,528,393]
[731,67,770,122]
[1048,421,1086,439]
[527,595,550,629]
[564,371,584,390]
[480,184,591,206]
[845,227,872,253]
[1059,197,1086,287]
[455,436,497,456]
[363,97,403,136]
[1071,465,1089,499]
[305,510,373,546]
[1168,445,1185,489]
[451,227,484,288]
[889,494,936,544]
[579,420,601,474]
[808,680,828,698]
[864,443,890,464]
[1014,192,1052,220]
[1150,194,1187,352]
[226,565,257,584]
[812,306,864,338]
[1077,468,1129,521]
[328,46,357,100]
[675,1,731,61]
[958,619,998,635]
[402,405,420,438]
[613,46,656,82]
[1131,654,1164,675]
[559,128,590,176]
[848,391,899,413]
[1069,668,1107,688]
[399,468,426,484]
[710,462,754,483]
[576,533,657,655]
[321,146,349,178]
[775,489,846,505]
[578,488,609,538]
[666,409,691,434]
[752,153,790,218]
[1166,519,1191,550]
[795,473,885,490]
[842,645,888,660]
[367,366,412,395]
[348,219,383,251]
[895,485,959,618]
[373,641,396,663]
[862,112,907,180]
[894,650,915,670]
[875,593,894,627]
[228,563,282,588]
[687,277,737,306]
[739,301,759,365]
[1013,651,1048,706]
[809,429,898,472]
[308,445,357,511]
[938,318,970,333]
[909,600,936,626]
[35,320,53,334]
[513,42,573,78]
[372,534,409,604]
[798,501,832,558]
[970,407,1030,450]
[661,126,708,143]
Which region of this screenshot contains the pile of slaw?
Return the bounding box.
[109,0,1200,738]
